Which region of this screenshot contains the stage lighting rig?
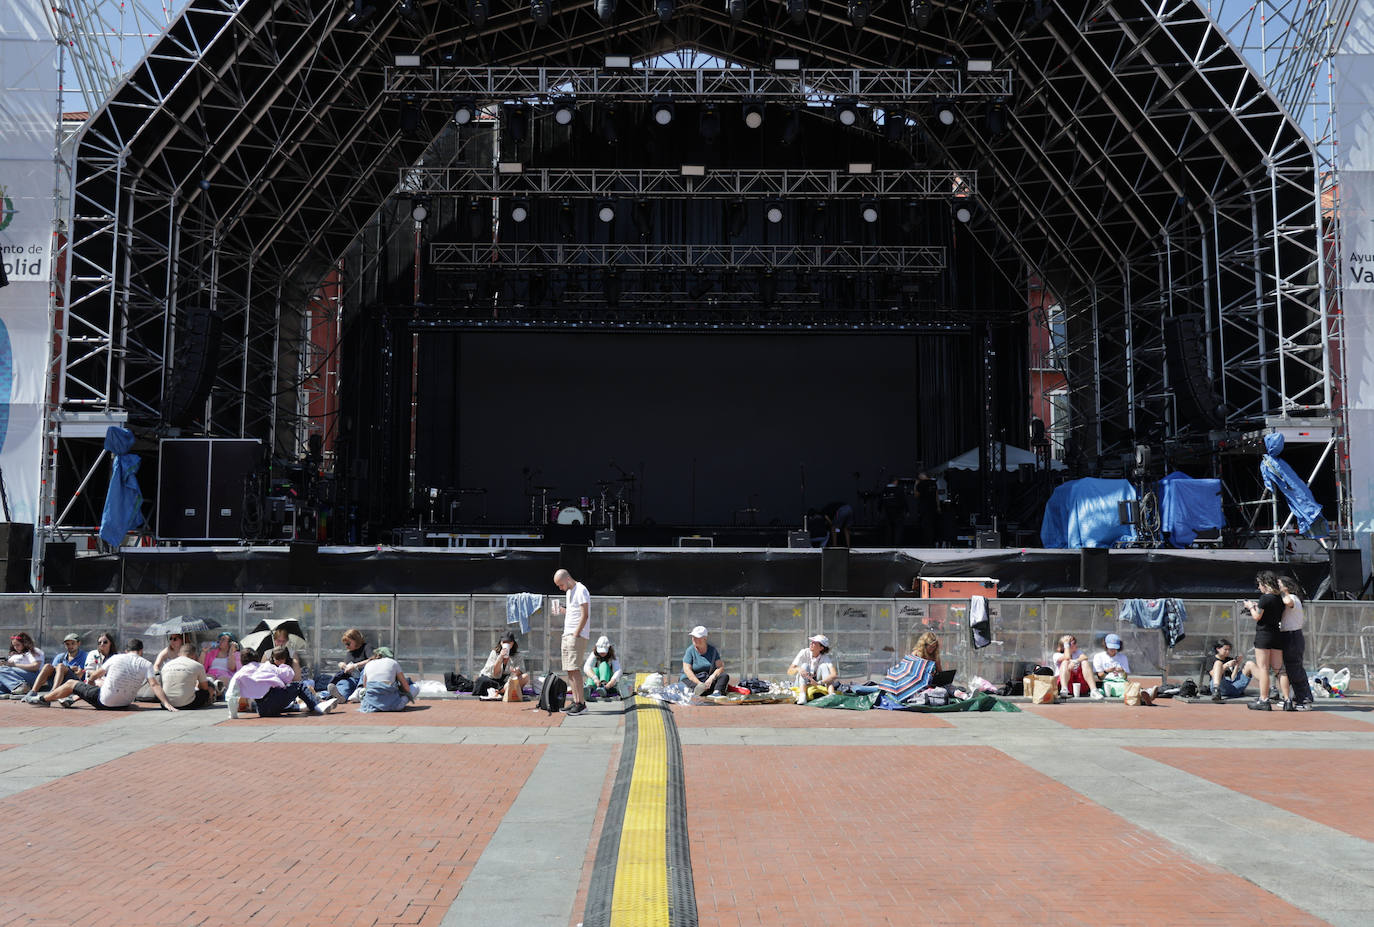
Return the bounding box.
[553,97,576,125]
[953,201,974,223]
[410,195,430,223]
[727,0,747,21]
[727,200,748,239]
[848,0,871,27]
[453,98,477,125]
[397,0,421,24]
[834,97,859,126]
[699,104,722,141]
[595,0,615,22]
[935,101,956,126]
[656,0,673,21]
[466,0,488,27]
[597,199,617,223]
[651,96,675,126]
[742,100,765,129]
[910,0,932,27]
[509,199,530,223]
[344,0,376,26]
[860,201,880,223]
[765,202,784,224]
[504,102,529,142]
[398,95,420,136]
[786,0,807,23]
[529,0,552,25]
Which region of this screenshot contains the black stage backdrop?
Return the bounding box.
[415,332,986,526]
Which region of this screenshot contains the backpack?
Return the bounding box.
[538,673,568,714]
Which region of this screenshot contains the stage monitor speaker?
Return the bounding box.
[593,529,616,547]
[821,546,849,594]
[1079,547,1109,593]
[975,530,1001,549]
[288,540,319,588]
[156,438,261,540]
[162,306,224,427]
[787,530,810,549]
[1162,314,1227,429]
[1330,548,1364,595]
[43,541,76,591]
[0,523,33,592]
[560,543,589,579]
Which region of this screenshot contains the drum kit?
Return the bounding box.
[528,475,636,527]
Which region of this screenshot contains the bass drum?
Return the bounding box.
[555,505,587,525]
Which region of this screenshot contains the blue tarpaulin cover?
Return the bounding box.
[1158,471,1224,547]
[1040,478,1137,548]
[99,427,143,547]
[1259,432,1327,538]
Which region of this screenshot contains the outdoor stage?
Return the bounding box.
[70,542,1332,598]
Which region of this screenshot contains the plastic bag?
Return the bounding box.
[968,675,997,694]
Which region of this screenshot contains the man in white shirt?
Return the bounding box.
[25,639,174,710]
[552,568,591,715]
[157,642,216,709]
[1091,633,1132,681]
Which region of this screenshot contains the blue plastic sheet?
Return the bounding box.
[1040,478,1137,548]
[98,426,143,547]
[1259,433,1327,538]
[1158,471,1224,547]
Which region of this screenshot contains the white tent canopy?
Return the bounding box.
[931,443,1066,474]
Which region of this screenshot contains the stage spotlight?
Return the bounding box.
[765,202,784,224]
[847,0,870,27]
[883,109,906,141]
[834,97,859,126]
[345,0,376,26]
[936,102,956,126]
[552,97,576,125]
[910,0,932,28]
[651,96,675,126]
[742,100,765,129]
[632,199,653,239]
[595,0,616,22]
[600,104,619,144]
[504,103,529,142]
[529,0,552,25]
[398,95,420,135]
[509,198,530,223]
[558,200,575,239]
[466,0,488,26]
[410,196,430,223]
[986,100,1007,136]
[978,0,997,20]
[699,104,722,141]
[397,0,420,24]
[603,269,621,307]
[597,199,617,223]
[727,0,747,21]
[453,98,477,125]
[953,201,974,223]
[656,0,673,21]
[786,0,807,23]
[727,200,747,239]
[781,107,801,145]
[860,201,879,224]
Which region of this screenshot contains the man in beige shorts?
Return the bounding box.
[552,568,591,715]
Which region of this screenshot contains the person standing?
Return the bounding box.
[552,568,591,715]
[914,472,940,547]
[1243,570,1290,711]
[1278,575,1313,711]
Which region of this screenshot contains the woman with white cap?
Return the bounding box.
[787,634,839,705]
[583,636,623,699]
[681,626,730,697]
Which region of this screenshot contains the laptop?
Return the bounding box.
[928,669,957,689]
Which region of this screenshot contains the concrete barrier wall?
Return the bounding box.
[2,593,1371,691]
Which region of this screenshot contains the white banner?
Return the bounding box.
[0,0,59,526]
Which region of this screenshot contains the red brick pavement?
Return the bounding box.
[0,700,128,726]
[0,743,541,927]
[683,745,1329,927]
[225,699,565,727]
[1023,700,1374,731]
[671,703,952,728]
[1131,747,1374,843]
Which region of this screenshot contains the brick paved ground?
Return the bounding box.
[226,699,565,727]
[1022,700,1374,731]
[672,703,952,728]
[0,702,127,726]
[1130,747,1374,842]
[682,745,1328,927]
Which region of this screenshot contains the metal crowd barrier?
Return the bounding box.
[2,594,1371,692]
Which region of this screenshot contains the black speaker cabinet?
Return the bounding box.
[156,438,262,540]
[289,540,320,588]
[1330,548,1365,595]
[975,530,1001,549]
[560,543,589,579]
[593,529,616,547]
[821,546,849,594]
[0,522,33,592]
[1079,547,1109,593]
[162,306,224,427]
[42,541,76,591]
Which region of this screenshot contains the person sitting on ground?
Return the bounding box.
[0,632,45,697]
[583,636,623,700]
[1091,634,1131,683]
[326,628,375,703]
[1202,638,1258,702]
[200,632,240,695]
[225,647,335,719]
[26,639,174,711]
[473,632,529,701]
[682,626,730,697]
[1278,575,1313,711]
[157,642,216,709]
[151,633,186,672]
[1051,634,1103,700]
[31,633,88,695]
[910,631,943,673]
[269,627,306,683]
[788,634,839,705]
[83,632,115,682]
[358,646,416,713]
[1243,570,1291,711]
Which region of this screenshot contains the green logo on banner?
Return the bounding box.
[0,186,15,232]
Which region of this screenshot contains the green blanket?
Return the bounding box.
[806,691,879,711]
[902,692,1021,713]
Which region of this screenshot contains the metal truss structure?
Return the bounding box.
[47,0,1354,547]
[403,167,975,199]
[428,241,945,273]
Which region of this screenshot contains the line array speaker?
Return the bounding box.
[288,540,320,588]
[1162,314,1226,430]
[163,306,224,427]
[43,541,76,591]
[0,523,33,592]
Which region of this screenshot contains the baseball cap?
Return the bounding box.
[63,633,81,642]
[595,635,611,654]
[689,625,709,639]
[1104,633,1124,650]
[808,634,830,648]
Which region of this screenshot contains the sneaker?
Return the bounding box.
[1059,689,1073,699]
[1282,699,1297,712]
[327,682,342,702]
[1210,691,1224,703]
[227,699,239,719]
[1247,698,1272,711]
[795,687,808,706]
[565,702,587,715]
[24,694,48,706]
[0,694,10,700]
[348,689,362,703]
[57,695,78,709]
[11,684,29,696]
[1089,689,1104,701]
[313,697,338,715]
[1294,701,1311,711]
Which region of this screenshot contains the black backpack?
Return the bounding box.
[538,673,568,714]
